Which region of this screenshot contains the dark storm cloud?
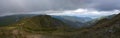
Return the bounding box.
[0,0,120,13]
[87,0,120,11]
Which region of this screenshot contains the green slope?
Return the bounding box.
[0,15,72,38]
[0,14,36,26]
[71,13,120,38]
[14,15,71,33]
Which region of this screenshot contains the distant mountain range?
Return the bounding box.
[0,14,94,27]
[52,16,93,28]
[0,14,116,28]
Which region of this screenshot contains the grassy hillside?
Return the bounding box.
[71,13,120,38]
[0,15,73,38]
[15,15,71,33]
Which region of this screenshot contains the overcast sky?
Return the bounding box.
[0,0,120,16]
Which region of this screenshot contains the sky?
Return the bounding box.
[0,0,120,17]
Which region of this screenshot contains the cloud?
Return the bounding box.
[47,8,120,18]
[0,0,120,15]
[84,0,120,11]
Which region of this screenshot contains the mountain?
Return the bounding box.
[0,13,120,38]
[52,16,92,23]
[0,15,73,38]
[68,13,120,38]
[52,16,93,28]
[14,15,71,32]
[88,14,117,26]
[0,14,37,26]
[0,14,93,28]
